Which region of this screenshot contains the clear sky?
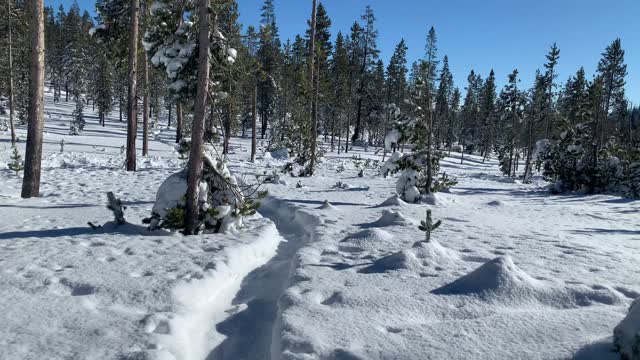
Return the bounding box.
[49,0,640,105]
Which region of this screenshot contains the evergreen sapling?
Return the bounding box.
[418,209,442,243]
[8,145,24,176]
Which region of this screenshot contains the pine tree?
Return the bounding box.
[69,96,85,135]
[543,43,560,139]
[8,145,24,176]
[496,69,524,177]
[459,70,483,159]
[434,55,453,147]
[597,38,627,145]
[257,0,282,139]
[95,49,114,127]
[386,39,408,110]
[352,6,379,143]
[418,209,442,243]
[478,70,497,161]
[330,31,350,154]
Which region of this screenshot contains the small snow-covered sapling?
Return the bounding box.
[60,139,65,153]
[418,209,442,243]
[8,145,24,176]
[107,191,126,225]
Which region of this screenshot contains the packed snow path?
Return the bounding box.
[208,198,319,360]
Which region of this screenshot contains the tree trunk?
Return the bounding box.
[167,103,172,129]
[307,0,318,175]
[142,46,149,157]
[21,0,45,198]
[126,0,139,172]
[251,82,257,162]
[176,102,183,143]
[184,0,211,235]
[7,0,16,145]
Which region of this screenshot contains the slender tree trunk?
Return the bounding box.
[337,118,342,155]
[176,102,183,143]
[7,0,16,145]
[21,0,45,198]
[126,0,139,171]
[119,97,123,122]
[184,0,211,235]
[307,0,318,175]
[142,47,149,157]
[167,103,172,129]
[251,82,257,162]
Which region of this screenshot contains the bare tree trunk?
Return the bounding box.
[21,0,45,198]
[176,102,183,143]
[142,46,149,157]
[251,82,257,162]
[307,0,318,175]
[7,0,16,145]
[184,0,211,235]
[167,103,172,129]
[126,0,139,171]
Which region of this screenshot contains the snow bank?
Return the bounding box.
[614,298,640,360]
[147,220,283,360]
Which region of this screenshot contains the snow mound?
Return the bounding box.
[339,228,395,253]
[433,256,626,308]
[362,209,415,227]
[151,171,188,221]
[317,200,339,211]
[360,240,459,273]
[375,194,407,207]
[487,200,505,206]
[614,298,640,360]
[433,256,541,296]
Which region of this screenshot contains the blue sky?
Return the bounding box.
[49,0,640,105]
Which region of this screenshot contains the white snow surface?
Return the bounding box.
[1,86,639,360]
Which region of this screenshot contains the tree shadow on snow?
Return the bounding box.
[570,338,617,360]
[569,228,640,236]
[0,222,160,240]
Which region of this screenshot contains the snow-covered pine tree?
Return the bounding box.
[143,0,266,234]
[69,96,85,135]
[94,50,114,127]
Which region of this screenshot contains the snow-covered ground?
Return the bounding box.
[1,88,638,360]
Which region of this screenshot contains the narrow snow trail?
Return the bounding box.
[207,198,320,360]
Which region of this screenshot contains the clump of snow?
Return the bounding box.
[614,298,640,360]
[150,171,188,223]
[361,240,459,273]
